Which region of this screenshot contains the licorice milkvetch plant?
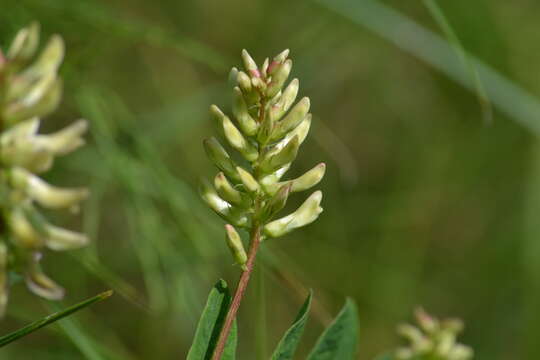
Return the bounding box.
[194,49,363,360]
[394,308,473,360]
[0,23,89,316]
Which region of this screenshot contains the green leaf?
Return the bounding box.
[307,298,359,360]
[271,290,313,360]
[0,290,112,347]
[187,279,237,360]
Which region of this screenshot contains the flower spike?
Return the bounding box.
[0,23,89,316]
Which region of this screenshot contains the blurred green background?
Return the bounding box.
[1,0,539,359]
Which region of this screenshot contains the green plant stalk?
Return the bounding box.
[212,224,262,360]
[0,290,112,347]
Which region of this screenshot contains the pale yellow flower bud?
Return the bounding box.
[10,167,88,209]
[211,105,258,161]
[264,191,323,238]
[224,224,247,270]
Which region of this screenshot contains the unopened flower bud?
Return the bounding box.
[26,34,64,77]
[199,179,248,227]
[203,137,239,181]
[264,191,323,238]
[269,78,299,123]
[7,22,40,64]
[4,77,62,125]
[44,224,89,251]
[211,105,258,161]
[415,307,439,334]
[259,136,300,174]
[228,67,239,86]
[236,167,260,193]
[265,163,325,195]
[268,49,290,75]
[38,119,88,156]
[236,71,252,93]
[241,49,259,77]
[8,208,43,248]
[260,183,292,221]
[225,224,247,270]
[10,167,88,209]
[270,97,310,141]
[261,57,269,78]
[266,59,292,98]
[251,77,266,91]
[269,115,311,159]
[232,87,258,136]
[447,344,473,360]
[25,253,64,300]
[214,172,247,206]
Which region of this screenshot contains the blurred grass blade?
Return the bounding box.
[373,354,394,360]
[24,0,229,72]
[314,0,540,135]
[47,303,105,360]
[307,299,359,360]
[187,280,237,360]
[271,290,312,360]
[422,0,492,124]
[0,290,112,347]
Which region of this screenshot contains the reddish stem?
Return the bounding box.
[211,225,262,360]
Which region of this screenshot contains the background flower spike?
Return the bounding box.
[0,24,89,313]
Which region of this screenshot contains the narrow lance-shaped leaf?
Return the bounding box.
[187,280,237,360]
[271,291,312,360]
[307,299,359,360]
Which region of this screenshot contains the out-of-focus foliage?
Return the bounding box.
[0,0,539,359]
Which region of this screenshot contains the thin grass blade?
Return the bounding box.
[0,290,112,347]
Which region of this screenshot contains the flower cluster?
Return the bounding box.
[200,49,325,267]
[0,23,88,315]
[396,308,473,360]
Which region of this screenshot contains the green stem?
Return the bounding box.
[211,224,262,360]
